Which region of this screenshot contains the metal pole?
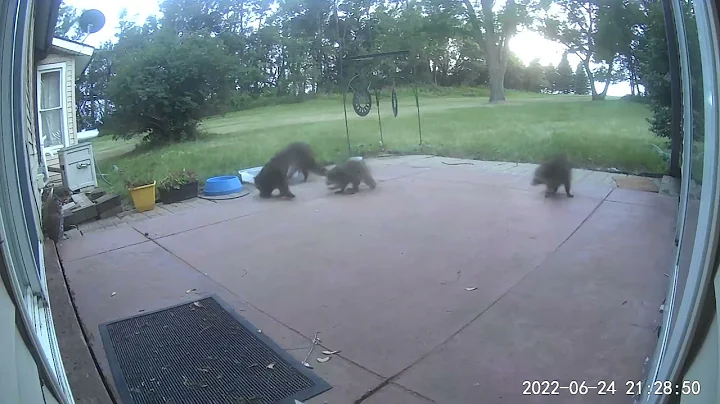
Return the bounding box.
[335,0,351,156]
[342,88,351,156]
[414,87,422,145]
[409,63,422,145]
[375,89,384,146]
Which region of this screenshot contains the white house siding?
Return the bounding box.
[37,54,77,184]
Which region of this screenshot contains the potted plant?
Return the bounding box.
[120,170,157,213]
[158,169,199,204]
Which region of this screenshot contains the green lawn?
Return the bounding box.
[92,89,669,198]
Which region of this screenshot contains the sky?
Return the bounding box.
[65,0,631,96]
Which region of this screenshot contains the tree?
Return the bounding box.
[54,3,84,41]
[159,0,273,96]
[75,42,113,131]
[636,1,670,139]
[594,1,644,94]
[461,0,531,103]
[523,59,549,93]
[88,0,575,125]
[555,51,574,93]
[636,0,703,140]
[573,62,588,95]
[543,63,560,93]
[504,53,526,90]
[541,0,636,100]
[449,37,487,85]
[105,29,238,143]
[612,1,645,96]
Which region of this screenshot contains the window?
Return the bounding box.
[640,1,720,402]
[37,64,68,153]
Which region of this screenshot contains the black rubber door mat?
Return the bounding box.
[99,295,331,404]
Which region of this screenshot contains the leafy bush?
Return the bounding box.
[227,92,307,112]
[620,94,650,104]
[104,29,238,144]
[158,169,198,191]
[637,1,704,140]
[119,170,155,189]
[573,63,589,95]
[636,2,672,139]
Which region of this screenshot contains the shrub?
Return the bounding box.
[104,29,238,144]
[158,169,198,191]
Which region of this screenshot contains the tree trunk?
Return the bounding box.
[597,77,612,99]
[582,60,600,100]
[462,0,509,103]
[590,80,610,100]
[584,59,612,101]
[628,55,637,96]
[595,58,614,100]
[90,96,96,127]
[481,0,506,103]
[488,70,505,102]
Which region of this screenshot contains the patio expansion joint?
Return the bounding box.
[603,197,673,209]
[376,166,435,183]
[61,239,149,264]
[421,175,539,195]
[134,171,431,242]
[133,209,264,242]
[353,190,612,404]
[144,231,434,402]
[418,173,617,201]
[383,382,438,403]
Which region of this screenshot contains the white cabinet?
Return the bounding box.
[58,142,97,191]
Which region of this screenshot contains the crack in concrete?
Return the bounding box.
[353,190,612,404]
[61,166,630,403]
[139,227,438,403]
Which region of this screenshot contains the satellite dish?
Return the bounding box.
[77,9,106,35]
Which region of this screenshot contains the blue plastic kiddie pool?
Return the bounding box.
[203,175,242,196]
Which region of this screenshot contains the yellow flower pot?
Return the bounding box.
[128,181,156,213]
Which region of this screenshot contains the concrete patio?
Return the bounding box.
[54,155,677,403]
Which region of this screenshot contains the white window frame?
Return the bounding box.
[639,1,720,403]
[36,62,69,158]
[640,0,697,395]
[2,0,76,402]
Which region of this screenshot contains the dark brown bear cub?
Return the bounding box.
[254,142,326,198]
[532,154,574,198]
[326,158,377,194]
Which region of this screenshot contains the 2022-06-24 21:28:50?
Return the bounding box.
[521,380,702,396]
